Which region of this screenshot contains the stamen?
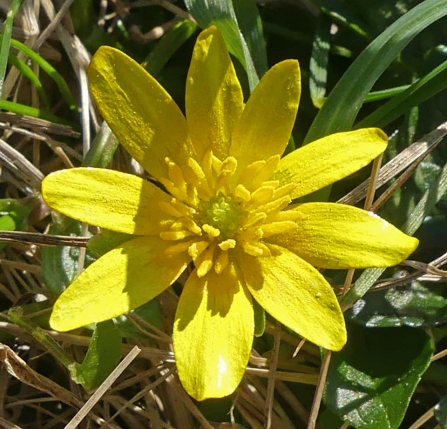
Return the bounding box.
[214,249,229,274]
[261,221,298,237]
[160,230,194,240]
[188,240,210,259]
[218,239,236,251]
[250,186,275,205]
[195,243,217,277]
[273,183,298,199]
[182,218,202,235]
[159,201,183,218]
[216,157,238,190]
[234,184,251,202]
[274,209,305,222]
[165,239,199,256]
[243,242,270,257]
[202,223,221,239]
[244,211,267,228]
[239,160,265,185]
[241,155,280,190]
[255,195,291,216]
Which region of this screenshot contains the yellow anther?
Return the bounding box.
[188,240,210,259]
[159,230,194,240]
[218,239,236,251]
[214,249,229,274]
[234,184,251,202]
[202,223,221,239]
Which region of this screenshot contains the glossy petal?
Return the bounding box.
[42,168,171,235]
[50,236,190,331]
[273,129,388,199]
[238,246,346,351]
[268,203,419,269]
[174,262,253,400]
[186,26,244,161]
[230,60,300,171]
[88,47,196,181]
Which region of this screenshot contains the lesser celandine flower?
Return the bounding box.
[42,26,418,400]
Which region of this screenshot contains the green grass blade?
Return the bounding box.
[305,0,447,143]
[7,52,50,108]
[82,122,118,168]
[2,36,77,110]
[0,0,26,98]
[184,0,262,91]
[309,14,331,108]
[357,59,447,129]
[232,0,267,77]
[141,19,197,78]
[0,99,75,126]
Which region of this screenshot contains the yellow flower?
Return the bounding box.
[42,26,418,400]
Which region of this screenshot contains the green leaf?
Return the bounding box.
[87,229,136,258]
[0,199,31,250]
[356,57,447,129]
[82,122,119,168]
[325,325,433,429]
[0,99,74,126]
[309,14,331,109]
[0,0,26,98]
[42,216,94,297]
[71,320,122,390]
[184,0,263,91]
[141,19,198,78]
[305,0,447,143]
[1,35,77,110]
[113,300,163,340]
[347,280,447,328]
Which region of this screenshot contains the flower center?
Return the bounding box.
[199,194,244,240]
[157,149,300,277]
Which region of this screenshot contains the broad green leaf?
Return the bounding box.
[42,216,93,297]
[0,199,31,250]
[347,280,447,328]
[325,325,433,429]
[113,300,163,339]
[87,229,136,258]
[71,320,122,390]
[305,0,447,143]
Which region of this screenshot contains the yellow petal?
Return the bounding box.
[268,203,419,269]
[238,246,346,351]
[230,60,300,171]
[50,236,190,331]
[186,26,244,161]
[88,46,196,181]
[273,128,388,199]
[174,262,253,400]
[42,168,171,235]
